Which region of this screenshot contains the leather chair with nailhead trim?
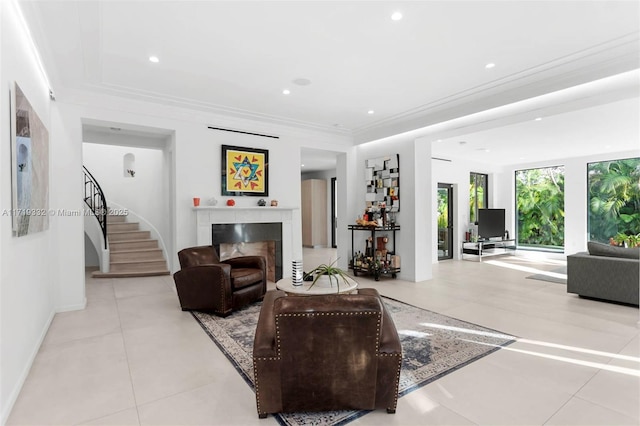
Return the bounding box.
[252,288,402,418]
[173,245,266,317]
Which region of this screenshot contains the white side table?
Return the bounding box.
[276,276,358,295]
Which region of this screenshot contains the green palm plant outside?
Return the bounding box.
[437,190,448,229]
[588,158,640,242]
[516,167,565,248]
[469,175,485,223]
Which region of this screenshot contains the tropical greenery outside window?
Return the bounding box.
[470,172,488,224]
[588,157,640,246]
[515,166,565,250]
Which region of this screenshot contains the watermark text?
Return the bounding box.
[1,208,128,217]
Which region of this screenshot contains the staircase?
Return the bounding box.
[92,214,170,278]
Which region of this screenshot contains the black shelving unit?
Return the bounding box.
[348,225,400,281]
[461,239,516,261]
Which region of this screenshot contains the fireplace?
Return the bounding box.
[194,206,301,281]
[212,223,282,281]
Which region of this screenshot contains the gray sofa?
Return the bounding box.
[567,242,639,306]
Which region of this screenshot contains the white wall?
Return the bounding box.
[1,1,84,421]
[336,152,358,271]
[52,89,352,273]
[496,149,640,256]
[82,143,170,255]
[84,233,99,267]
[354,137,432,281]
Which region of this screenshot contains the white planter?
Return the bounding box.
[312,274,358,289]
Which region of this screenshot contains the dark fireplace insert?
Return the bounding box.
[211,222,282,281]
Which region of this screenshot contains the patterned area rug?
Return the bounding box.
[192,296,515,426]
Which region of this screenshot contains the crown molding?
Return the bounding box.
[353,33,640,144]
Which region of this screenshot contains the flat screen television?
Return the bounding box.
[477,209,505,240]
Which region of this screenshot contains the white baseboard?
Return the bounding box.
[56,298,87,313]
[1,308,56,425]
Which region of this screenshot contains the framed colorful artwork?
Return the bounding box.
[221,145,269,196]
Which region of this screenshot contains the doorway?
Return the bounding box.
[331,177,337,248]
[437,183,454,260]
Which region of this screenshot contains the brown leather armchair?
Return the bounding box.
[253,288,402,418]
[173,245,266,317]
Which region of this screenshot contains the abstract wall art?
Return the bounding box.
[365,153,400,212]
[221,144,269,196]
[10,82,50,236]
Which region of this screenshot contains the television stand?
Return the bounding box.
[462,239,516,261]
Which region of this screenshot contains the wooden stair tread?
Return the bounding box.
[110,239,157,244]
[92,270,171,278]
[111,259,165,265]
[95,212,169,279]
[108,230,146,235]
[107,224,140,231]
[110,243,159,252]
[106,217,127,223]
[110,248,162,254]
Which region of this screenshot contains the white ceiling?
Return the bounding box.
[82,122,173,150]
[432,96,639,166]
[20,1,640,169]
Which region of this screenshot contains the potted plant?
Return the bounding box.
[610,232,640,247]
[611,233,627,247]
[628,233,640,247]
[304,259,357,293]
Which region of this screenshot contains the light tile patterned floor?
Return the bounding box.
[7,249,640,425]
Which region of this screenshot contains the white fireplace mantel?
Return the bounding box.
[194,206,302,278]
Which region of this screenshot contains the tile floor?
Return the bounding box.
[7,249,640,425]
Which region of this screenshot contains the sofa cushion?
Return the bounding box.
[587,241,640,260]
[230,267,264,290]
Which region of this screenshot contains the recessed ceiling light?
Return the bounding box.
[282,89,291,95]
[149,56,159,63]
[391,11,403,21]
[534,117,542,121]
[485,63,495,69]
[368,110,375,114]
[301,164,305,167]
[436,139,442,143]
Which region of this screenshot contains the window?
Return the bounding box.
[588,157,640,244]
[515,166,565,250]
[469,172,488,224]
